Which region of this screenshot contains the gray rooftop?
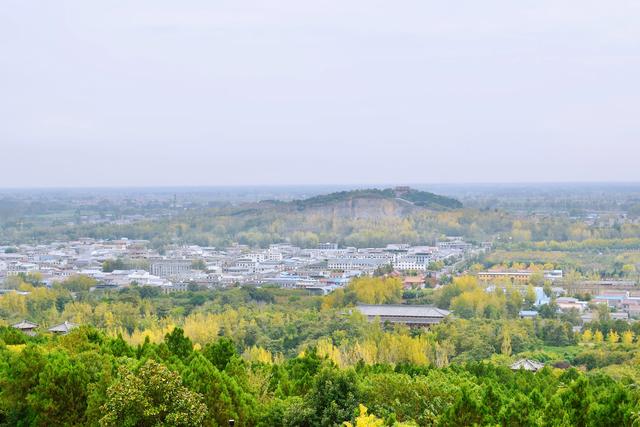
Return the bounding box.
[48,321,78,334]
[12,320,39,329]
[356,304,450,319]
[511,359,545,371]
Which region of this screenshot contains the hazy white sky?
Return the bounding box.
[1,0,639,187]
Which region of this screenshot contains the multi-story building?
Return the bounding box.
[394,254,432,271]
[327,258,390,271]
[317,242,339,250]
[478,269,563,283]
[6,262,38,276]
[150,260,192,278]
[436,240,472,251]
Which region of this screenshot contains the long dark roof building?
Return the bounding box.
[355,304,450,326]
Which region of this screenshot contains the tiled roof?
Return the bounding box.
[12,320,38,329]
[510,359,545,371]
[356,304,450,318]
[48,321,78,334]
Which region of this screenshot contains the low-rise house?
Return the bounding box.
[160,282,189,293]
[556,297,585,312]
[402,276,425,289]
[593,292,626,309]
[611,312,629,321]
[262,274,321,289]
[510,359,545,372]
[12,320,38,336]
[580,312,594,324]
[48,321,78,335]
[621,299,640,318]
[519,310,538,319]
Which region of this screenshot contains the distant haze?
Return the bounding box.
[1,1,639,187]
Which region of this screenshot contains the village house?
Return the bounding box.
[12,320,38,336]
[510,359,545,372]
[48,321,78,335]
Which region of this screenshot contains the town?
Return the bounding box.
[3,0,640,422]
[4,232,640,335]
[1,236,481,294]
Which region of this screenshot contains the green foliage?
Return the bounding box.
[191,259,207,270]
[0,326,28,345]
[203,337,237,371]
[0,345,47,424]
[102,258,148,273]
[0,284,636,426]
[102,258,127,273]
[58,275,97,292]
[294,188,462,210]
[28,351,92,426]
[0,325,636,426]
[307,367,361,426]
[361,370,458,425]
[165,327,193,360]
[183,352,255,427]
[100,359,207,427]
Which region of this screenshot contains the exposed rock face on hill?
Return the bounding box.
[301,196,416,219]
[257,187,462,220]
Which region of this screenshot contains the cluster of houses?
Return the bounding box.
[11,320,78,336]
[554,289,640,321]
[513,291,640,342]
[476,267,640,325]
[0,237,482,294]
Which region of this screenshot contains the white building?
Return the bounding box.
[327,258,390,271]
[150,260,192,277]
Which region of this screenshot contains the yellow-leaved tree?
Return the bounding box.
[243,346,275,364]
[344,405,384,427]
[501,329,512,356]
[594,330,604,344]
[317,337,343,367]
[323,277,403,309]
[344,405,415,427]
[182,313,221,345]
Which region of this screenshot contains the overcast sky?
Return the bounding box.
[1,1,639,187]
